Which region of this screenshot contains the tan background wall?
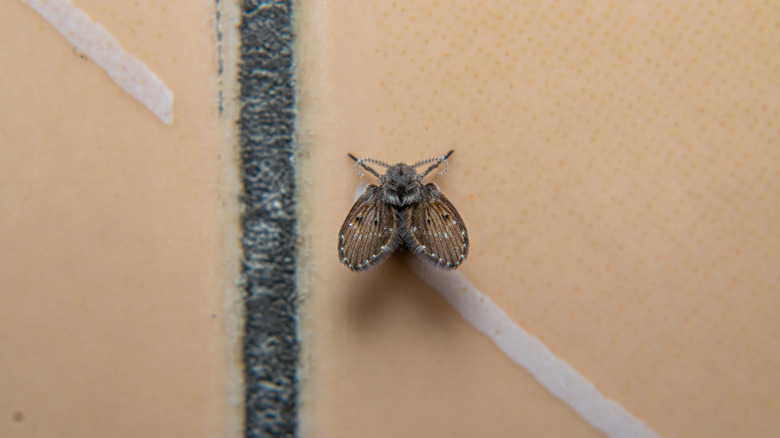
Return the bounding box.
[1,0,779,437]
[0,1,241,437]
[297,1,780,437]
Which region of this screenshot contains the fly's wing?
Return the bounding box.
[338,184,401,271]
[403,183,469,270]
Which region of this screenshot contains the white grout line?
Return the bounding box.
[21,0,174,125]
[408,258,663,438]
[352,180,369,200]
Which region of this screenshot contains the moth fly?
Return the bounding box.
[338,150,469,272]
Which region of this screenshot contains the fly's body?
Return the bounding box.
[338,150,469,272]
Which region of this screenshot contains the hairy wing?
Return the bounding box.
[403,183,469,270]
[338,184,401,271]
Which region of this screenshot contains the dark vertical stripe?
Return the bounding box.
[238,0,298,436]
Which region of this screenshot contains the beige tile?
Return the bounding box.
[0,1,240,437]
[298,1,780,437]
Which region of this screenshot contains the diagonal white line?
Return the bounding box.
[20,0,174,125]
[409,258,662,438]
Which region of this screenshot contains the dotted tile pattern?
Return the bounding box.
[299,1,780,437]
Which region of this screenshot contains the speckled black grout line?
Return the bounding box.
[238,1,298,437]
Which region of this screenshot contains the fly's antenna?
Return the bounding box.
[347,153,387,179]
[417,149,454,178]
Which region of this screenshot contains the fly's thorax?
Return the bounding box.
[381,163,423,207]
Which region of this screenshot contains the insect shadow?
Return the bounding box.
[344,253,460,332]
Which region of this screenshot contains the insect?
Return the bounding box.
[338,150,469,272]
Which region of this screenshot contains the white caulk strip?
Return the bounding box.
[408,258,662,438]
[352,180,368,200]
[21,0,174,125]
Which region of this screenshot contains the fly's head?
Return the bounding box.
[381,163,423,207]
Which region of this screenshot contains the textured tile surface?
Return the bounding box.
[297,1,780,437]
